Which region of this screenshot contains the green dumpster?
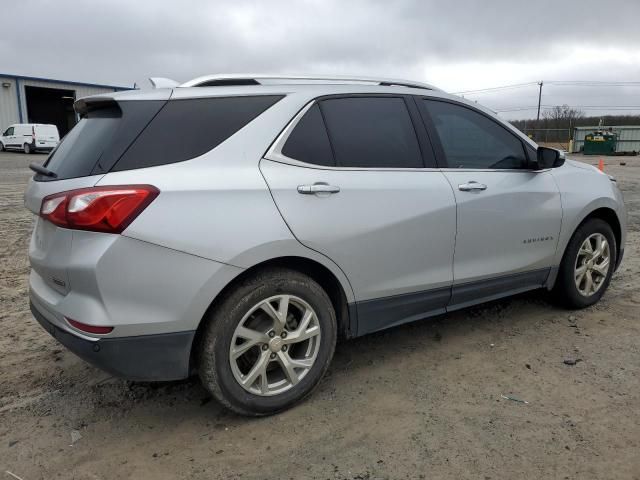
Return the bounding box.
[583,131,617,155]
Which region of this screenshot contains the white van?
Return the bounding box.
[0,124,60,153]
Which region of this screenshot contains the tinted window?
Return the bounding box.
[4,127,14,136]
[424,100,527,169]
[40,101,165,181]
[282,104,334,166]
[320,97,422,168]
[114,95,283,171]
[43,107,122,179]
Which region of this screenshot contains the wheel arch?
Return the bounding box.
[582,207,622,260]
[547,204,622,290]
[191,255,355,372]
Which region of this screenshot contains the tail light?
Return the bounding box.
[40,185,159,234]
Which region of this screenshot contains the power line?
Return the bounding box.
[495,104,640,113]
[545,80,640,86]
[452,82,538,94]
[454,80,640,96]
[495,106,540,112]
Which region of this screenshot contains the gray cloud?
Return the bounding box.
[2,0,639,118]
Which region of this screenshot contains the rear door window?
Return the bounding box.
[113,95,284,171]
[319,97,423,168]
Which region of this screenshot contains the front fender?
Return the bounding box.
[546,161,626,289]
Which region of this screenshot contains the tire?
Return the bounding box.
[23,143,32,154]
[554,218,617,308]
[199,268,337,416]
[0,142,4,152]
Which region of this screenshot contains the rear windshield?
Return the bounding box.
[38,95,283,181]
[42,101,165,181]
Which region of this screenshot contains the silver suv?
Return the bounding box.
[25,75,626,415]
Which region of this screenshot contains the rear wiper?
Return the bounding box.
[29,163,57,178]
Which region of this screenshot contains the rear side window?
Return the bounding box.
[319,97,423,168]
[113,95,283,171]
[282,104,335,166]
[423,100,527,169]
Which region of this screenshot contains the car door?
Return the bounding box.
[261,95,457,335]
[417,98,562,308]
[3,126,15,147]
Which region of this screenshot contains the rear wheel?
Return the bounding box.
[23,143,32,154]
[199,268,337,416]
[554,218,616,308]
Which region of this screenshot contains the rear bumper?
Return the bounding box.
[30,301,195,381]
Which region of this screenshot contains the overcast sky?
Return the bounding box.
[2,0,639,119]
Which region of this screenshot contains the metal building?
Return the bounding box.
[0,73,128,137]
[572,125,640,154]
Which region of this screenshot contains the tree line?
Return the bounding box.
[510,106,640,132]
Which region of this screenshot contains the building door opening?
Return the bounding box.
[24,86,76,137]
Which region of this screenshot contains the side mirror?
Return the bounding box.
[536,146,565,169]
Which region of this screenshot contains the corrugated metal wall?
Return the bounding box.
[17,79,117,124]
[573,126,640,153]
[0,75,122,132]
[0,76,20,130]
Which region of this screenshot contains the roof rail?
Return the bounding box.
[179,74,438,91]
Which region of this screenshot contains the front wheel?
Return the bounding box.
[199,268,337,416]
[554,218,616,308]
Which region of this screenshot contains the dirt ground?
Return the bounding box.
[1,151,638,480]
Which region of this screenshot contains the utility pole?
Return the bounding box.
[536,81,543,124]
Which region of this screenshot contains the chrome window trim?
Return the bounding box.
[264,98,549,174]
[264,99,317,165]
[439,168,551,173]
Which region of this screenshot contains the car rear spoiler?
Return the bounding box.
[74,87,173,115]
[74,96,119,116]
[149,77,179,88]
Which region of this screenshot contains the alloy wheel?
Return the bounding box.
[229,294,322,396]
[574,233,610,297]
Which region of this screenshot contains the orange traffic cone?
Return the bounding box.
[598,158,605,171]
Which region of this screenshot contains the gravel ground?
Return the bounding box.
[0,151,638,480]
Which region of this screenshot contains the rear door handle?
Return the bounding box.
[297,183,340,195]
[458,181,487,192]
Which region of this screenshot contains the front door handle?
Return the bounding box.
[297,183,341,195]
[458,181,487,192]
